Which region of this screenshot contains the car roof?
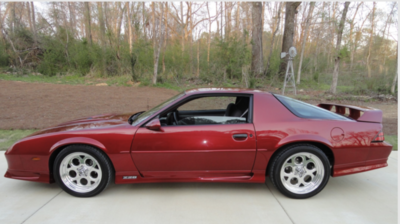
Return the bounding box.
[184,88,270,96]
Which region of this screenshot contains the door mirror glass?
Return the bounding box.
[145,118,161,130]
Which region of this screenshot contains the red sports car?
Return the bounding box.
[4,88,392,198]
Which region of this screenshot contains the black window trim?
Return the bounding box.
[271,93,351,121]
[140,93,254,127]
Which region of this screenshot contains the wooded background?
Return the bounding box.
[0,2,397,94]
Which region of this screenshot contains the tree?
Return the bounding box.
[97,2,106,76]
[348,2,363,69]
[251,2,263,77]
[296,2,315,84]
[366,2,376,78]
[265,2,283,75]
[279,2,301,78]
[153,3,164,84]
[126,2,137,81]
[390,44,398,94]
[84,2,92,46]
[330,2,350,94]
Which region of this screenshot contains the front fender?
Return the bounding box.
[49,137,107,154]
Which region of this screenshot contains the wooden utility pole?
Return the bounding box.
[330,2,350,94]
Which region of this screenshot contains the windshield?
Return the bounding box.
[131,92,186,126]
[274,94,351,121]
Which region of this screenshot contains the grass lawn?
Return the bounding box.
[385,135,398,151]
[0,130,37,151]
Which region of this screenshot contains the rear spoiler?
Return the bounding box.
[318,103,382,123]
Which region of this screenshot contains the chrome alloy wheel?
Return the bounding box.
[59,152,103,193]
[280,152,324,194]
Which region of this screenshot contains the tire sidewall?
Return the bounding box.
[53,145,111,197]
[271,145,331,199]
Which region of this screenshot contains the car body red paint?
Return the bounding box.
[4,88,392,187]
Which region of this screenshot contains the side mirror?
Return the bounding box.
[145,118,161,131]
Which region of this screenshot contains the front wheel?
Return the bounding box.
[53,145,113,197]
[269,144,330,199]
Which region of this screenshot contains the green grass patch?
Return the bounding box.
[0,73,87,85]
[385,135,398,151]
[0,130,37,151]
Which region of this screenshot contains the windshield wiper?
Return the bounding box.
[128,111,145,124]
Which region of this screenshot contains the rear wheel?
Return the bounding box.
[53,145,113,197]
[270,144,330,199]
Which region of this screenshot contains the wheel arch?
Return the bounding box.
[48,139,114,182]
[266,141,335,176]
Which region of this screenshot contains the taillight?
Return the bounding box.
[372,131,385,142]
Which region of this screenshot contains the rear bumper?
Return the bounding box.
[333,141,392,177]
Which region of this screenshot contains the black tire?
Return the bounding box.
[269,144,330,199]
[53,145,113,197]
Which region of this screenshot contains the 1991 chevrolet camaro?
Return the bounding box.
[4,88,392,198]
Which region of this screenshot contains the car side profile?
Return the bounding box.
[4,88,392,198]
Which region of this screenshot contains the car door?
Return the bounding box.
[130,95,257,179]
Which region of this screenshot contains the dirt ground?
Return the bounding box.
[0,80,397,135]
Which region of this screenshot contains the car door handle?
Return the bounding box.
[233,134,248,140]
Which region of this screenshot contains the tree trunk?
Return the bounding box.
[216,2,219,38]
[196,29,200,78]
[349,2,362,69]
[84,2,92,46]
[313,3,325,73]
[330,2,350,94]
[67,2,76,38]
[251,2,263,77]
[366,2,376,78]
[390,47,398,94]
[126,2,137,81]
[206,2,211,65]
[220,2,223,38]
[278,2,301,78]
[142,2,146,40]
[27,3,33,32]
[236,2,240,37]
[296,2,315,84]
[162,2,168,74]
[265,2,282,75]
[179,2,183,54]
[97,2,106,76]
[0,3,11,43]
[153,3,164,85]
[11,3,15,34]
[30,2,37,46]
[189,2,193,75]
[382,3,395,67]
[116,2,125,60]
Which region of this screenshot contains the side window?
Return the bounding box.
[178,97,235,111]
[160,96,251,126]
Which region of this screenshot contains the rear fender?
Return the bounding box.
[276,134,333,149]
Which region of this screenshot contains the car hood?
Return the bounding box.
[28,113,132,137]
